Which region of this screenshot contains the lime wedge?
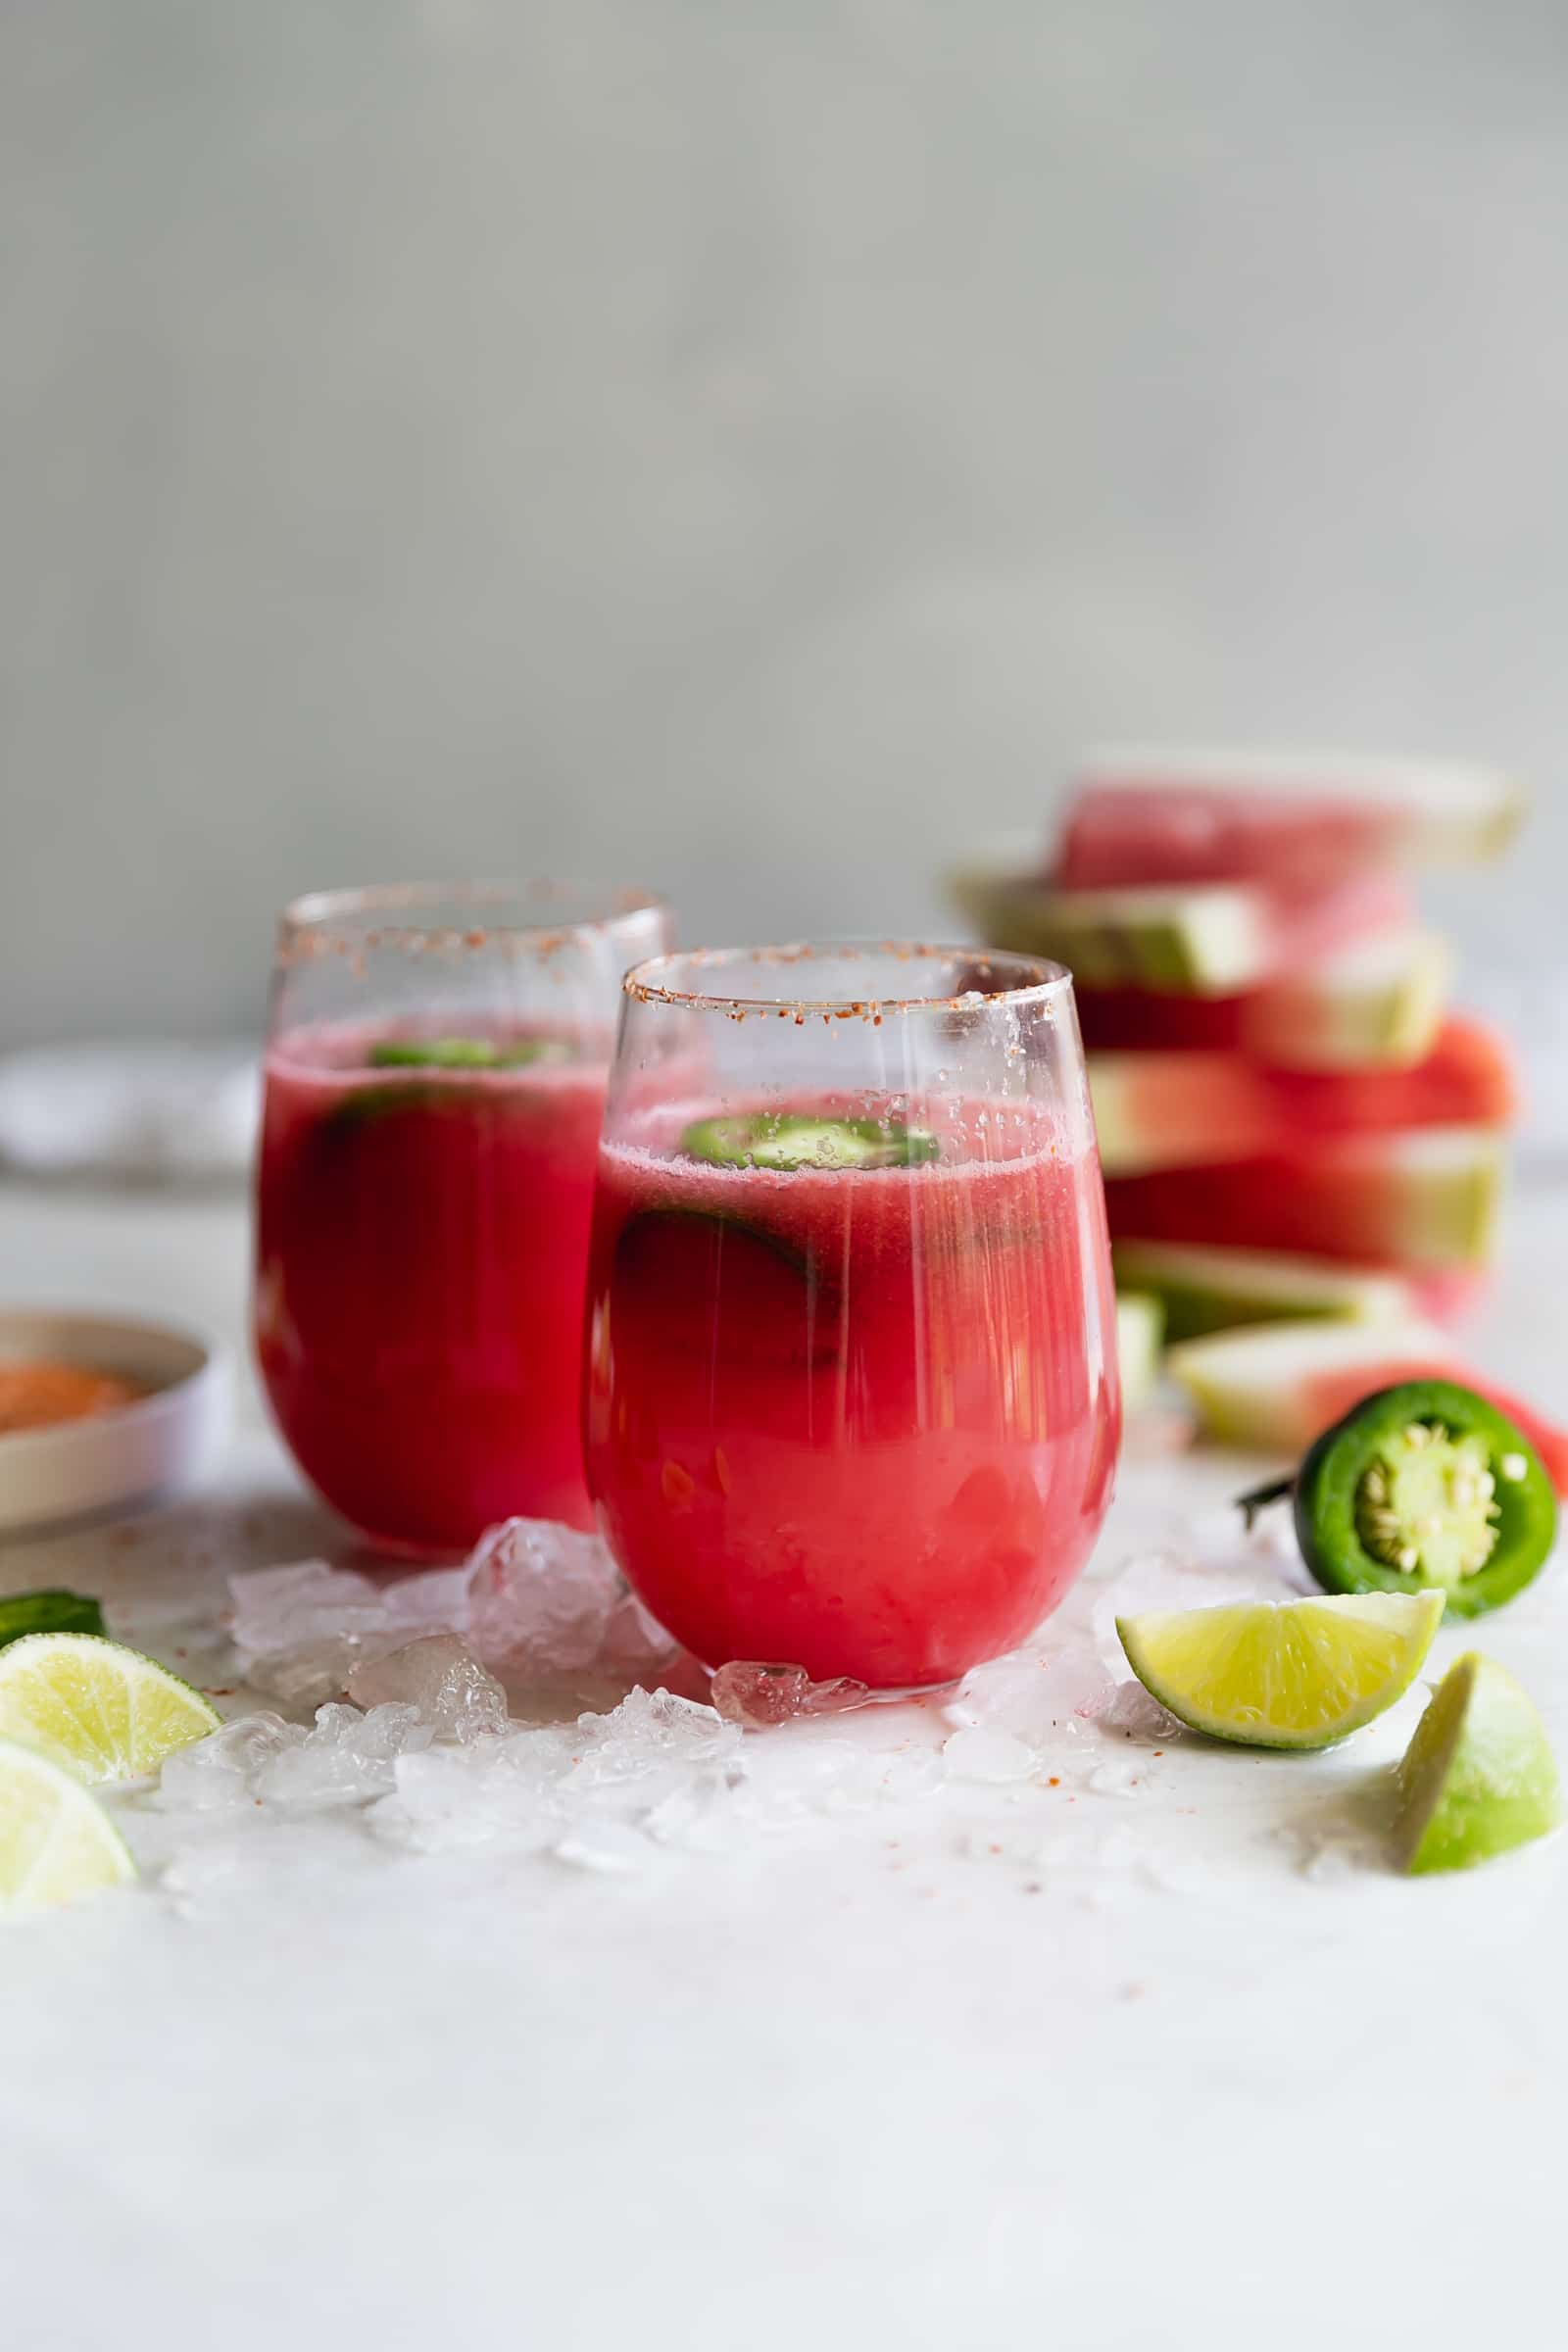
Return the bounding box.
[1116,1590,1445,1749]
[1394,1652,1560,1872]
[0,1634,220,1784]
[0,1738,136,1913]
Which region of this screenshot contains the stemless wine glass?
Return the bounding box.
[255,882,669,1553]
[582,942,1121,1689]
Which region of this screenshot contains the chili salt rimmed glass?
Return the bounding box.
[582,942,1121,1689]
[255,882,669,1553]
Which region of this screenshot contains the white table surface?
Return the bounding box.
[2,1173,1567,2351]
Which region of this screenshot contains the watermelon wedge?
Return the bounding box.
[1090,1017,1517,1176]
[1167,1319,1568,1494]
[949,860,1411,1000]
[1110,1243,1411,1344]
[1406,1267,1494,1328]
[1103,1126,1504,1271]
[1057,749,1524,892]
[1242,929,1452,1069]
[1074,929,1450,1070]
[1115,1292,1165,1412]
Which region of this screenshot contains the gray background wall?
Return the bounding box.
[4,0,1567,1047]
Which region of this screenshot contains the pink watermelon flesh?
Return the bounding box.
[1260,871,1414,961]
[1405,1267,1494,1328]
[1078,987,1253,1053]
[1303,1360,1568,1496]
[1258,1017,1515,1131]
[1095,1019,1516,1171]
[1104,1131,1496,1270]
[1058,782,1404,895]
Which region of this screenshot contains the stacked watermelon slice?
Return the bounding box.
[951,749,1556,1467]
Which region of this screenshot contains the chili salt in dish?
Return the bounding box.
[0,1311,228,1535]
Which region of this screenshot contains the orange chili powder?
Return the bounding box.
[0,1360,144,1435]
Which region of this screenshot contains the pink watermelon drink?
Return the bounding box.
[582,946,1121,1689]
[254,884,668,1552]
[259,1028,608,1547]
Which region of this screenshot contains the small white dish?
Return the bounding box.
[0,1310,229,1537]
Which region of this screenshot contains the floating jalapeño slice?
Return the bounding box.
[1240,1379,1558,1620]
[368,1037,572,1070]
[680,1112,941,1171]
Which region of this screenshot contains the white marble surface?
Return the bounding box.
[2,1175,1567,2349]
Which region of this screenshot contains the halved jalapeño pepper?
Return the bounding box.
[1282,1380,1558,1619]
[368,1037,571,1070]
[680,1112,939,1171]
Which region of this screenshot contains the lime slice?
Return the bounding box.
[1394,1652,1560,1872]
[1116,1590,1445,1749]
[0,1634,220,1784]
[0,1738,136,1913]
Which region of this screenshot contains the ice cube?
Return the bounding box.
[1082,1679,1183,1743]
[599,1592,681,1680]
[229,1558,468,1656]
[567,1688,742,1792]
[229,1558,471,1710]
[244,1640,364,1712]
[942,1727,1038,1784]
[154,1712,306,1811]
[348,1635,509,1743]
[372,1727,581,1852]
[464,1518,619,1672]
[709,1660,872,1729]
[950,1631,1102,1746]
[253,1701,432,1811]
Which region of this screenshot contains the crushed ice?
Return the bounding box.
[141,1504,1316,1889]
[227,1519,682,1705]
